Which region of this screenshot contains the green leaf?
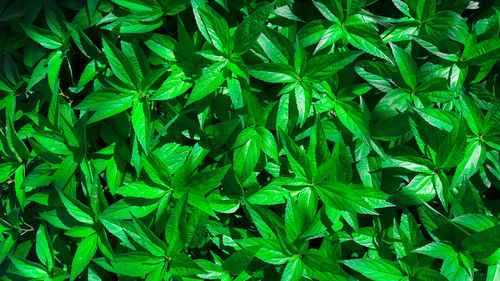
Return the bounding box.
[295,83,312,126]
[417,0,436,22]
[233,128,261,182]
[458,96,484,136]
[75,89,134,113]
[9,255,49,279]
[132,98,151,153]
[170,253,205,276]
[116,182,168,199]
[5,118,29,162]
[186,61,226,106]
[21,24,62,49]
[384,156,434,173]
[435,119,467,168]
[303,51,361,81]
[464,37,500,65]
[451,140,486,188]
[257,27,295,64]
[394,174,435,205]
[247,177,304,205]
[347,25,393,62]
[233,3,274,54]
[47,50,64,95]
[390,43,418,90]
[36,223,55,271]
[343,258,403,281]
[110,251,164,277]
[453,214,498,232]
[2,3,499,281]
[57,188,95,225]
[316,183,388,215]
[165,189,189,255]
[249,63,298,83]
[130,214,167,256]
[355,61,395,92]
[281,256,303,281]
[487,264,500,281]
[284,194,302,242]
[461,224,500,264]
[257,126,279,162]
[334,101,371,146]
[102,38,139,87]
[415,242,474,281]
[237,238,289,265]
[303,249,348,281]
[110,0,159,12]
[279,128,315,180]
[71,234,98,280]
[223,246,260,275]
[145,33,176,61]
[313,0,342,22]
[243,201,280,239]
[192,3,231,53]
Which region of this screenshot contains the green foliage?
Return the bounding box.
[1,0,500,280]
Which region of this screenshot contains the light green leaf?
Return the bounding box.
[132,98,151,153]
[343,258,403,281]
[36,223,55,271]
[9,255,49,278]
[281,256,303,281]
[102,38,139,87]
[21,24,62,49]
[110,0,158,12]
[57,188,95,225]
[249,63,298,83]
[334,101,371,146]
[347,25,393,62]
[451,140,486,188]
[186,61,226,106]
[110,251,164,277]
[233,2,274,54]
[233,131,261,182]
[117,182,168,199]
[47,50,64,95]
[417,0,436,22]
[303,51,361,81]
[390,43,418,90]
[316,183,387,215]
[192,3,231,53]
[71,234,98,280]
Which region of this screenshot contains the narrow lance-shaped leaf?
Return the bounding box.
[347,25,393,63]
[71,233,98,281]
[450,140,486,188]
[249,63,298,83]
[9,256,50,279]
[186,61,226,106]
[233,2,274,54]
[132,98,151,154]
[390,43,418,90]
[102,38,139,87]
[57,188,95,225]
[303,51,362,81]
[21,24,63,49]
[36,223,55,272]
[343,258,404,281]
[192,3,231,53]
[166,189,189,255]
[417,0,436,22]
[334,101,371,147]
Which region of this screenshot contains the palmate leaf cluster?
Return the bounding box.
[0,0,499,280]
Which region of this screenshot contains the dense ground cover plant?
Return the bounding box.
[0,0,499,280]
